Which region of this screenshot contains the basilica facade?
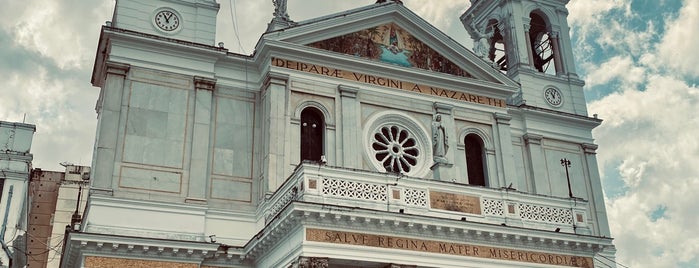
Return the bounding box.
[60,0,617,267]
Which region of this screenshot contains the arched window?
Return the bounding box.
[529,12,557,75]
[300,108,324,162]
[487,19,507,72]
[464,134,486,186]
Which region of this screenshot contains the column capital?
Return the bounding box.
[105,61,130,76]
[297,256,329,268]
[549,30,560,38]
[582,143,598,154]
[338,84,359,98]
[522,17,532,31]
[433,102,453,115]
[494,112,512,124]
[264,71,290,87]
[523,133,543,145]
[194,76,216,91]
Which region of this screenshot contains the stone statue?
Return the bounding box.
[432,115,448,162]
[471,22,493,59]
[272,0,290,21]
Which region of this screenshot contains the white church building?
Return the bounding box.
[60,0,617,267]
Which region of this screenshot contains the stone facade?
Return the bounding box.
[60,0,616,267]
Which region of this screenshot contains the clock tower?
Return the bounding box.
[462,0,587,116]
[110,0,219,45]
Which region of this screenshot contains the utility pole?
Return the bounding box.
[560,158,573,198]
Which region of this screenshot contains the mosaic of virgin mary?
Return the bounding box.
[308,23,472,78]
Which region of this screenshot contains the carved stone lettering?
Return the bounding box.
[429,191,482,214]
[306,228,593,268]
[271,57,506,108]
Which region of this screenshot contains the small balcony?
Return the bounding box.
[264,163,592,235]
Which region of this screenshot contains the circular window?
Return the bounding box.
[372,125,420,173]
[364,112,430,177]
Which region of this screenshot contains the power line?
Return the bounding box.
[229,0,247,54]
[598,254,630,268]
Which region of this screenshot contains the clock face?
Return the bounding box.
[154,9,180,32]
[544,87,563,107]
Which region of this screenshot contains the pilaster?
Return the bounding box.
[523,133,549,195]
[262,72,290,193]
[582,143,611,237]
[186,76,215,204]
[338,85,360,168]
[494,113,516,189]
[91,61,130,195]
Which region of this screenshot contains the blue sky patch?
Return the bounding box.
[649,205,668,222]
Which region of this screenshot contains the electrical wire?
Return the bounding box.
[598,254,630,268]
[23,230,64,256]
[229,0,247,54]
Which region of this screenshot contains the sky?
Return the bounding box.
[0,0,697,267]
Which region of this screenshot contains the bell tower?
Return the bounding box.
[462,0,588,116]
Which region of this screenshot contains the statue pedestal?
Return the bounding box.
[431,161,453,182]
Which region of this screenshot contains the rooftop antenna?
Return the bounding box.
[560,158,574,198]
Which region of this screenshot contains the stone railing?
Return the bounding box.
[264,163,591,235]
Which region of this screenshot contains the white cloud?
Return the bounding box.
[591,74,699,267]
[0,65,98,170]
[584,56,646,89]
[656,0,699,77]
[217,1,473,54]
[2,0,113,69]
[568,0,631,27]
[403,0,468,30]
[0,0,109,170]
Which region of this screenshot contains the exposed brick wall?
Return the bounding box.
[84,256,199,268]
[26,169,63,268]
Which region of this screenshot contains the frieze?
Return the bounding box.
[271,57,506,108]
[306,228,593,267]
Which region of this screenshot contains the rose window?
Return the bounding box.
[371,125,420,173]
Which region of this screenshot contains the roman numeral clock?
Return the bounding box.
[544,87,563,107]
[153,7,181,33]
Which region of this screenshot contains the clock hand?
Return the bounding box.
[164,12,172,23]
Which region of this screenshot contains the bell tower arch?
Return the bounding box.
[462,0,588,116]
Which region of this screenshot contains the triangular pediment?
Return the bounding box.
[262,3,518,89]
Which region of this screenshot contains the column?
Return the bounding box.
[523,18,535,68]
[582,143,612,237]
[431,102,454,181]
[550,31,565,75]
[91,61,130,195]
[338,85,360,168]
[494,113,516,189]
[524,133,550,195]
[186,76,215,204]
[262,72,289,194]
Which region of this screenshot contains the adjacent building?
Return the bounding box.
[60,0,617,267]
[27,165,90,268]
[0,121,36,267]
